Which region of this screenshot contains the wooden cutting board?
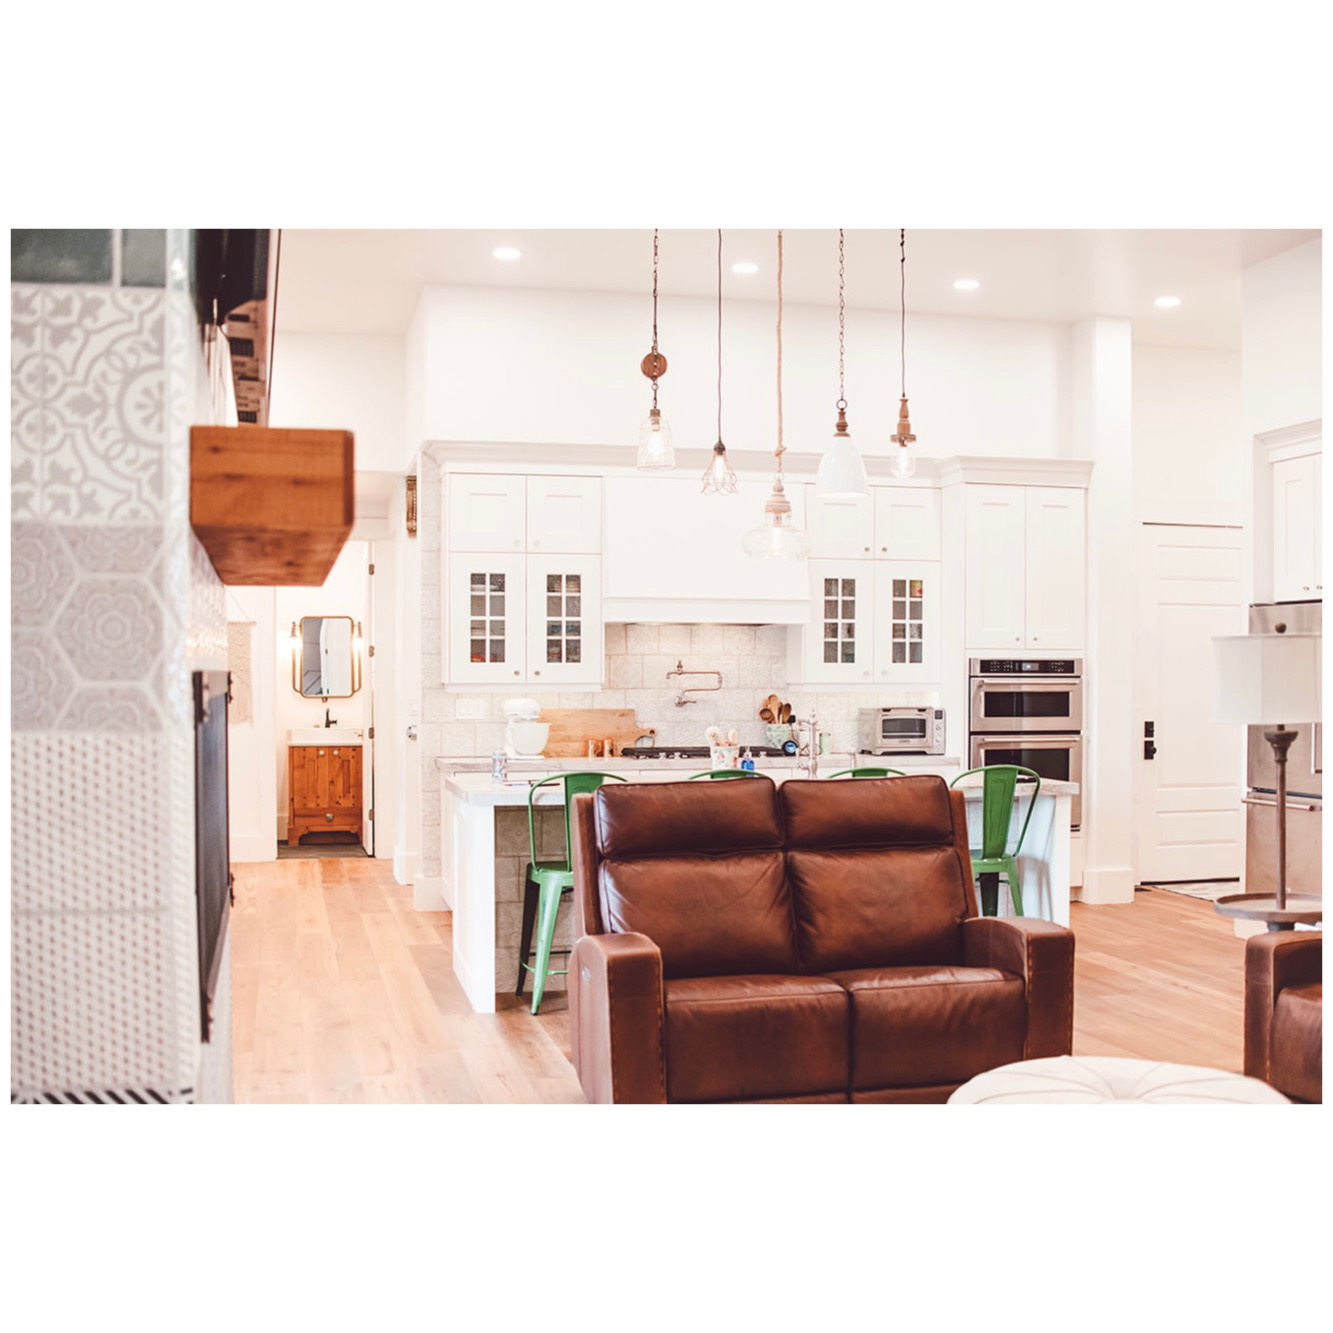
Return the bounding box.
[541,709,656,758]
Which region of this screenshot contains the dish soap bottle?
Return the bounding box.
[740,748,755,772]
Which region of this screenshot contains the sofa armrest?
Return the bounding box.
[570,932,667,1104]
[963,917,1075,1059]
[1244,931,1322,1082]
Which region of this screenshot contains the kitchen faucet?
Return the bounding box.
[795,711,819,778]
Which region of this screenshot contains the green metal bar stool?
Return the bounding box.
[517,771,626,1014]
[825,767,906,778]
[948,765,1042,917]
[687,769,765,779]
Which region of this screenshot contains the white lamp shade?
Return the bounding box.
[815,431,869,498]
[1212,633,1321,725]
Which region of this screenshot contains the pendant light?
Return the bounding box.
[814,228,869,499]
[745,230,810,560]
[889,227,918,478]
[636,229,675,470]
[701,228,738,495]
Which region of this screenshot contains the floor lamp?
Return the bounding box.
[1212,627,1322,931]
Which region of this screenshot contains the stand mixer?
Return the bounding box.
[502,698,550,757]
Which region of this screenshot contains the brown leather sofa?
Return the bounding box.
[568,773,1075,1103]
[1245,931,1322,1103]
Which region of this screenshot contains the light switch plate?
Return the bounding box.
[455,696,485,720]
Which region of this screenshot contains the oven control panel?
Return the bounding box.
[971,658,1081,676]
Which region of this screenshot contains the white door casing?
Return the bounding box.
[1134,524,1246,882]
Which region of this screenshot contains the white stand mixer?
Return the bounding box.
[502,698,550,757]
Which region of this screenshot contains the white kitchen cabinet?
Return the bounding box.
[447,474,527,552]
[806,490,875,559]
[964,484,1085,650]
[803,559,941,684]
[447,474,603,554]
[1272,451,1322,601]
[873,486,942,560]
[526,475,603,553]
[446,551,602,685]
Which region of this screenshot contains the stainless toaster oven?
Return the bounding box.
[859,707,946,755]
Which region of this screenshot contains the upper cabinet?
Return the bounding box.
[964,484,1085,651]
[805,484,941,561]
[447,473,602,553]
[1272,451,1322,601]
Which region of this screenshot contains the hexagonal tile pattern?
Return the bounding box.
[60,685,164,732]
[11,629,74,730]
[11,522,75,626]
[58,524,162,575]
[55,576,162,682]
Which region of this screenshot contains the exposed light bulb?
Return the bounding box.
[701,440,738,495]
[636,407,676,470]
[889,442,917,478]
[744,479,810,560]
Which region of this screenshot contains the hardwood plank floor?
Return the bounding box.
[231,859,1252,1103]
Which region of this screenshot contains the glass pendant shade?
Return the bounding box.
[702,440,738,495]
[889,442,917,478]
[637,407,675,470]
[815,419,869,498]
[744,480,810,559]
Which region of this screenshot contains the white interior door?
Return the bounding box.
[1134,524,1246,882]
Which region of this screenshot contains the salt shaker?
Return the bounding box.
[491,750,508,782]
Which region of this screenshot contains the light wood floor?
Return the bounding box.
[231,858,1248,1103]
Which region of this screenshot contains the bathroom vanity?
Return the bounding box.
[288,732,363,844]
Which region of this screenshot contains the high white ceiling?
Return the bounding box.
[273,228,1319,351]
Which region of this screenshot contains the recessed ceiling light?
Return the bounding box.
[1155,295,1181,308]
[953,278,980,291]
[491,246,522,261]
[731,261,759,275]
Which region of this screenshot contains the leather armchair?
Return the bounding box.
[569,774,1075,1104]
[1245,931,1322,1103]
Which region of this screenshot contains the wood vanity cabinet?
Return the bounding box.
[288,744,362,845]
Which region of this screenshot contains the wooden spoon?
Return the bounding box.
[759,707,776,722]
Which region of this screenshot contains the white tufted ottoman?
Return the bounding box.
[949,1055,1291,1104]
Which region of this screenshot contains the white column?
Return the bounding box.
[1074,317,1138,904]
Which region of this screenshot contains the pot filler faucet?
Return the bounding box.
[795,711,820,778]
[666,660,723,708]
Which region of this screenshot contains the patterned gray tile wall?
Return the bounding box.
[10,230,227,1103]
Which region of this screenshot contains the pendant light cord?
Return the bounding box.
[651,228,660,410]
[716,228,723,440]
[776,230,785,473]
[899,227,907,396]
[836,228,847,410]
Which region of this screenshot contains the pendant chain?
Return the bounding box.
[776,229,785,473]
[651,229,660,410]
[899,227,907,396]
[836,228,847,410]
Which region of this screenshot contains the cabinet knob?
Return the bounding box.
[325,814,334,823]
[514,670,520,676]
[1303,585,1311,591]
[534,670,541,677]
[318,749,325,756]
[864,545,870,553]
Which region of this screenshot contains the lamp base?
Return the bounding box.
[1213,893,1323,931]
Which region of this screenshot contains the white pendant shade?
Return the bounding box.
[815,429,869,498]
[1212,633,1321,725]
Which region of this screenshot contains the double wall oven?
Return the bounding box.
[969,658,1083,829]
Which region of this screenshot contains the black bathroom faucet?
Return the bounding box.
[324,705,337,728]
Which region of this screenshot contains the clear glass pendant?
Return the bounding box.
[637,407,675,470]
[744,479,810,559]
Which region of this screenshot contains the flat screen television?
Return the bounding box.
[194,671,232,1042]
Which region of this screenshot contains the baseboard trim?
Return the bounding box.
[1078,865,1138,905]
[414,874,448,912]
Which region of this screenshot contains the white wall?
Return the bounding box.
[227,586,278,862]
[1132,345,1244,526]
[416,285,1072,461]
[269,331,409,472]
[1241,238,1322,438]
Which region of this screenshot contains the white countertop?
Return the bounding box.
[437,758,1076,808]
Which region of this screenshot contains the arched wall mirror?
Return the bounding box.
[291,616,362,698]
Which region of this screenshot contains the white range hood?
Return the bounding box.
[602,476,811,624]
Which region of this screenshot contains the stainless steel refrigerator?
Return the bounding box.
[1245,601,1322,898]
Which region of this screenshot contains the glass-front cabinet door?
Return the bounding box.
[873,561,940,683]
[805,561,875,683]
[524,554,603,686]
[447,552,527,684]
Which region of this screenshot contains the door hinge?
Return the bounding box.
[368,726,374,740]
[368,562,375,575]
[368,809,374,821]
[368,644,375,657]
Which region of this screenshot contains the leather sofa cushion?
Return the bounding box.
[594,778,783,858]
[663,974,849,1102]
[781,774,957,848]
[829,964,1025,1090]
[1270,982,1322,1103]
[599,851,798,979]
[782,777,972,972]
[788,846,969,972]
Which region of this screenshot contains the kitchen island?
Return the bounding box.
[435,757,1075,1013]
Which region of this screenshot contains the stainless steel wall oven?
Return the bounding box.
[969,658,1083,829]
